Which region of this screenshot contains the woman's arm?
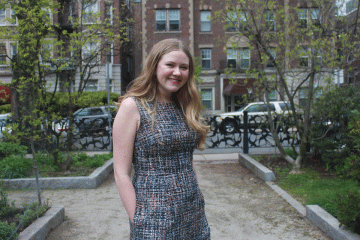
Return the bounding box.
[113,97,140,222]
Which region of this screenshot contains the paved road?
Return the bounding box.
[8,154,331,240]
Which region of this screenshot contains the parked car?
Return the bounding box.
[56,105,118,136]
[0,113,11,138]
[215,101,291,133]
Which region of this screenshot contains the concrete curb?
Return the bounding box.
[18,206,65,240]
[239,153,360,240]
[3,158,114,190]
[238,153,276,181]
[306,205,360,240]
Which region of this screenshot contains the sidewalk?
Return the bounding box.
[7,153,331,240]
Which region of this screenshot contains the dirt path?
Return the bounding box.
[7,162,331,240]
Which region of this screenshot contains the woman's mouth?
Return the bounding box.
[169,78,181,84]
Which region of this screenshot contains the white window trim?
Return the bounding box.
[105,3,113,25]
[82,0,99,25]
[201,48,212,69]
[155,9,180,32]
[200,88,214,110]
[200,11,211,32]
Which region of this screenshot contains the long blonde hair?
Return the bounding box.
[118,38,209,150]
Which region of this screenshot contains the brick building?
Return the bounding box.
[129,0,352,115]
[0,0,132,98]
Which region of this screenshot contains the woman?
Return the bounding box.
[113,38,210,239]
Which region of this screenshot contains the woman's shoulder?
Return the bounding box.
[119,97,139,113]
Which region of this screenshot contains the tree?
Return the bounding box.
[213,0,358,172]
[0,0,131,172]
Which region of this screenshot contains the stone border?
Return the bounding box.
[3,158,114,189]
[18,206,65,240]
[238,153,360,240]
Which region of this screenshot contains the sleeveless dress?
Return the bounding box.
[130,98,211,239]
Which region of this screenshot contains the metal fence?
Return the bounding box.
[205,111,300,153]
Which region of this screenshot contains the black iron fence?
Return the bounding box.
[205,111,300,153]
[1,112,300,152]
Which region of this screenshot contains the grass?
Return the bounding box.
[0,152,113,179]
[256,155,360,219]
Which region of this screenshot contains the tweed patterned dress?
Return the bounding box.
[130,97,211,239]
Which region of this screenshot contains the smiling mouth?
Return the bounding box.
[169,78,181,84]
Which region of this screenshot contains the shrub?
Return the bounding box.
[334,190,360,234]
[0,104,11,114]
[0,142,27,159]
[0,156,32,179]
[0,222,17,240]
[15,202,49,230]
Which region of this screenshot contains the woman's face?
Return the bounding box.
[155,50,190,102]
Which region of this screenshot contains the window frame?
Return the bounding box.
[82,41,100,65]
[201,48,212,70]
[265,10,275,31]
[226,11,248,32]
[155,9,180,32]
[83,1,99,24]
[298,8,308,28]
[299,47,309,67]
[200,89,213,110]
[0,8,6,26]
[105,3,113,25]
[84,79,98,92]
[0,43,6,65]
[266,48,276,68]
[200,11,211,32]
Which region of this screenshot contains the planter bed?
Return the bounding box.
[3,158,113,190]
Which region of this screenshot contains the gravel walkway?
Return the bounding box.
[7,160,331,240]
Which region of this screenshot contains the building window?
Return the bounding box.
[299,47,309,67]
[201,49,211,69]
[267,90,277,101]
[311,8,320,27]
[83,1,98,24]
[155,9,180,31]
[0,43,6,65]
[10,43,17,60]
[266,48,276,68]
[226,11,248,32]
[40,43,51,64]
[240,49,250,69]
[299,88,308,107]
[227,48,250,69]
[201,89,212,109]
[265,10,275,31]
[298,8,320,28]
[227,49,237,68]
[105,3,113,24]
[83,41,99,64]
[298,9,308,28]
[200,11,211,32]
[10,8,17,25]
[0,9,5,25]
[84,79,98,92]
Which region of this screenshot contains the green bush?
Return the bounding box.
[0,222,17,240]
[310,85,360,169]
[0,142,27,159]
[334,190,360,234]
[0,104,11,114]
[16,202,49,230]
[0,156,32,179]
